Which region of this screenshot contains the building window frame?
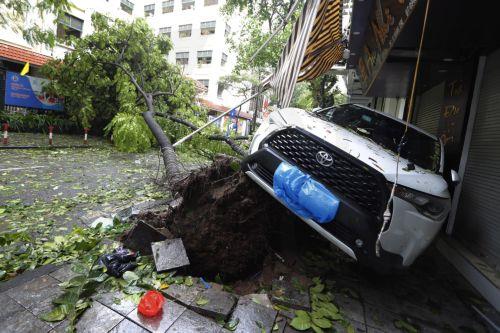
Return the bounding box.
[179,24,192,38]
[221,52,228,66]
[159,27,171,38]
[204,0,218,6]
[176,52,189,65]
[200,21,216,35]
[120,0,134,14]
[56,13,84,40]
[224,23,231,37]
[144,3,155,16]
[162,0,174,13]
[217,83,224,97]
[182,0,195,10]
[198,79,209,90]
[197,50,213,64]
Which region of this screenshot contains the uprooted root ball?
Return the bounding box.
[166,156,281,280]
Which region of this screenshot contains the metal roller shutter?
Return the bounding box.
[455,49,500,269]
[414,82,445,135]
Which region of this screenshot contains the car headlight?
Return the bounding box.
[392,184,450,221]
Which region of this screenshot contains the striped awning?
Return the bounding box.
[265,0,344,108]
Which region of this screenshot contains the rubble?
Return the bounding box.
[228,297,278,333]
[123,221,167,254]
[151,239,190,272]
[190,289,238,320]
[271,279,311,311]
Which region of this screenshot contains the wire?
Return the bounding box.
[375,0,432,257]
[248,0,302,63]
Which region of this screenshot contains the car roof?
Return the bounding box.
[319,103,439,141]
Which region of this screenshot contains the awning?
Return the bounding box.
[0,42,52,66]
[265,0,344,107]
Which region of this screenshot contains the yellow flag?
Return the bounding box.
[20,62,30,76]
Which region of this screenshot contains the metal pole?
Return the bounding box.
[173,92,261,147]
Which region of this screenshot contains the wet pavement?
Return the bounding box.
[0,133,494,332]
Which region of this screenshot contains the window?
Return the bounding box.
[221,53,228,66]
[200,21,216,35]
[198,79,209,90]
[120,0,134,14]
[179,24,192,37]
[176,52,189,65]
[224,23,231,37]
[204,0,218,5]
[217,83,224,97]
[144,4,155,16]
[162,0,174,13]
[182,0,194,10]
[56,13,83,40]
[197,50,212,64]
[159,27,171,38]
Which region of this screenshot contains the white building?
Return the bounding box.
[0,0,241,107]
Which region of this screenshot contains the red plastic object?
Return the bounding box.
[138,290,165,317]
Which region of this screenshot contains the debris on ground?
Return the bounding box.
[123,221,167,254]
[151,238,190,272]
[271,279,311,311]
[229,297,278,333]
[137,290,165,317]
[100,247,138,277]
[90,216,114,230]
[190,288,238,320]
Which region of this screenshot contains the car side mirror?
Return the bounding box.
[451,169,461,185]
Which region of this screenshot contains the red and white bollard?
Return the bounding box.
[48,125,54,145]
[2,123,9,145]
[84,128,89,145]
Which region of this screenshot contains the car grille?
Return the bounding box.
[264,128,386,216]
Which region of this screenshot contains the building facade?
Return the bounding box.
[0,0,241,112]
[347,0,500,313]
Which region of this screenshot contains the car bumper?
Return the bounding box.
[242,148,406,270]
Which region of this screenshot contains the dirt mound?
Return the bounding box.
[161,156,284,280]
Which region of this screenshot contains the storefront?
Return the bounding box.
[347,0,500,311]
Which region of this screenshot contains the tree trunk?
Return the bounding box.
[142,96,185,188]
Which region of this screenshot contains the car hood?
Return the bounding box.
[273,108,450,198]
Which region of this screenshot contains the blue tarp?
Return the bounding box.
[273,162,339,223]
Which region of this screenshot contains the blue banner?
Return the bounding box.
[5,71,63,111]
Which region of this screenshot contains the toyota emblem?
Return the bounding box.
[316,150,333,167]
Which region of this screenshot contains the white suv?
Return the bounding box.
[242,104,453,270]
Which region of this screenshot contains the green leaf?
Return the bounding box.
[290,313,312,331]
[40,306,67,322]
[347,324,356,333]
[310,283,325,294]
[224,317,240,331]
[311,324,324,333]
[195,296,210,306]
[311,317,332,329]
[184,276,193,286]
[122,271,139,283]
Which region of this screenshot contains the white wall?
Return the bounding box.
[0,0,242,106]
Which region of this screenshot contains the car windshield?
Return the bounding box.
[313,105,441,173]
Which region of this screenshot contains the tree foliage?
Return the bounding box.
[308,73,346,108]
[0,0,70,46]
[41,14,199,152]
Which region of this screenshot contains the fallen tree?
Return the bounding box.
[43,13,281,280]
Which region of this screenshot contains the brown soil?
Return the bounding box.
[158,156,288,280]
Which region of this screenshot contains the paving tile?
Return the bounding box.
[95,290,137,316]
[334,292,365,324]
[151,239,190,272]
[364,303,401,332]
[75,301,124,333]
[190,288,238,320]
[165,309,222,333]
[49,265,78,283]
[108,319,149,333]
[271,280,310,311]
[1,308,51,333]
[127,299,187,333]
[243,294,274,309]
[0,264,59,293]
[365,326,387,333]
[163,283,204,307]
[0,292,25,322]
[48,320,69,333]
[229,297,278,333]
[332,320,366,333]
[6,275,62,312]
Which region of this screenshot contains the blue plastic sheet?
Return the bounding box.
[273,162,339,223]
